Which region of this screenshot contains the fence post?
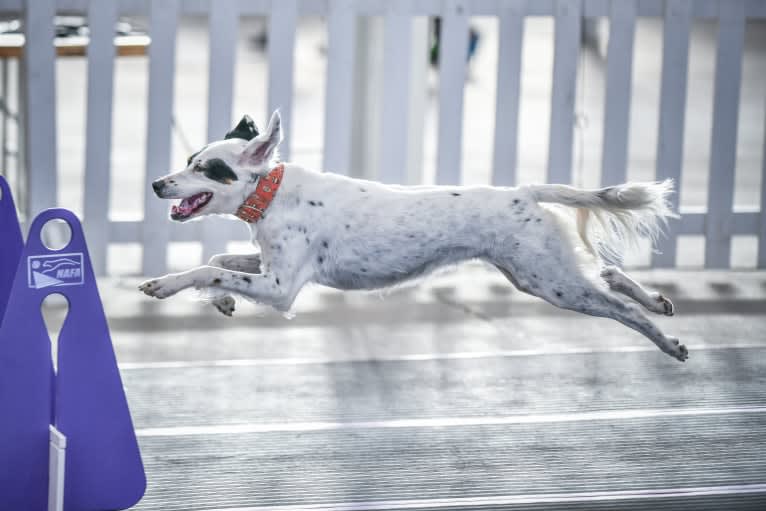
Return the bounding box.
[83,0,118,276]
[378,0,412,184]
[201,0,240,264]
[547,0,581,185]
[760,107,766,268]
[142,0,180,276]
[492,0,526,187]
[436,0,469,185]
[22,0,57,219]
[705,0,745,269]
[652,0,691,268]
[600,0,636,187]
[323,0,357,175]
[267,0,297,161]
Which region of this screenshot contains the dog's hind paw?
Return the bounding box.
[213,295,236,316]
[652,292,675,316]
[664,336,688,362]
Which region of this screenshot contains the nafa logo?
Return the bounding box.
[27,253,85,289]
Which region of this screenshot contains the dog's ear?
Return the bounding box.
[225,115,259,141]
[240,111,282,166]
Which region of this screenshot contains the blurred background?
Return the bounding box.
[1,1,766,510]
[1,1,765,274]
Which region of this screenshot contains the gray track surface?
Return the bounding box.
[61,268,765,510]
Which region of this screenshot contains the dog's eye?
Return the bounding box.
[187,156,193,165]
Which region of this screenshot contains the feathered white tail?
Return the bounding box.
[527,179,678,261]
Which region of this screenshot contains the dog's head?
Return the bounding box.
[151,111,283,222]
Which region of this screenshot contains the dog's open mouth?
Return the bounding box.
[171,192,213,220]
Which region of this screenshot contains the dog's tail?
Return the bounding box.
[527,179,678,261]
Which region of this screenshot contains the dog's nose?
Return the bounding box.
[152,180,166,196]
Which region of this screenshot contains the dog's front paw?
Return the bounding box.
[139,277,182,299]
[212,295,236,316]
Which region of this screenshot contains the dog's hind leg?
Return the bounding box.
[497,262,686,361]
[558,286,686,361]
[492,224,687,363]
[600,265,674,316]
[207,253,262,316]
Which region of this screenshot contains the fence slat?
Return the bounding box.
[651,0,692,268]
[267,0,297,161]
[22,0,57,218]
[600,0,636,187]
[378,0,411,184]
[83,0,118,276]
[436,0,469,185]
[141,0,179,276]
[322,0,356,175]
[491,0,525,187]
[705,0,745,268]
[547,0,581,185]
[201,0,239,263]
[760,97,766,268]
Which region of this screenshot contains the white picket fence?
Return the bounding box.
[2,0,766,275]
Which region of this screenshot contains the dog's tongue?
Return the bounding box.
[171,192,209,217]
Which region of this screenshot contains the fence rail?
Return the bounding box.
[1,0,765,273]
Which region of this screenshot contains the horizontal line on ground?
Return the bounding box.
[119,343,766,370]
[201,483,766,511]
[135,405,766,438]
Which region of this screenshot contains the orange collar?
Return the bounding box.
[235,164,285,223]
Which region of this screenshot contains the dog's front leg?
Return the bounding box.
[140,265,303,312]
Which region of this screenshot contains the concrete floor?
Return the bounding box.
[36,265,766,509]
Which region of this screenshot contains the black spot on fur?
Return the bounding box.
[203,158,238,184]
[512,199,519,204]
[317,256,324,264]
[532,273,538,279]
[524,218,530,222]
[536,218,542,222]
[596,188,614,200]
[213,278,222,285]
[360,268,367,272]
[275,277,280,285]
[322,240,329,249]
[451,192,461,196]
[305,237,310,244]
[359,187,367,192]
[308,200,317,206]
[345,224,350,229]
[186,146,207,165]
[555,291,563,298]
[317,201,324,206]
[242,276,252,284]
[287,225,292,230]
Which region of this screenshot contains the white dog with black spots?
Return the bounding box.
[140,111,687,362]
